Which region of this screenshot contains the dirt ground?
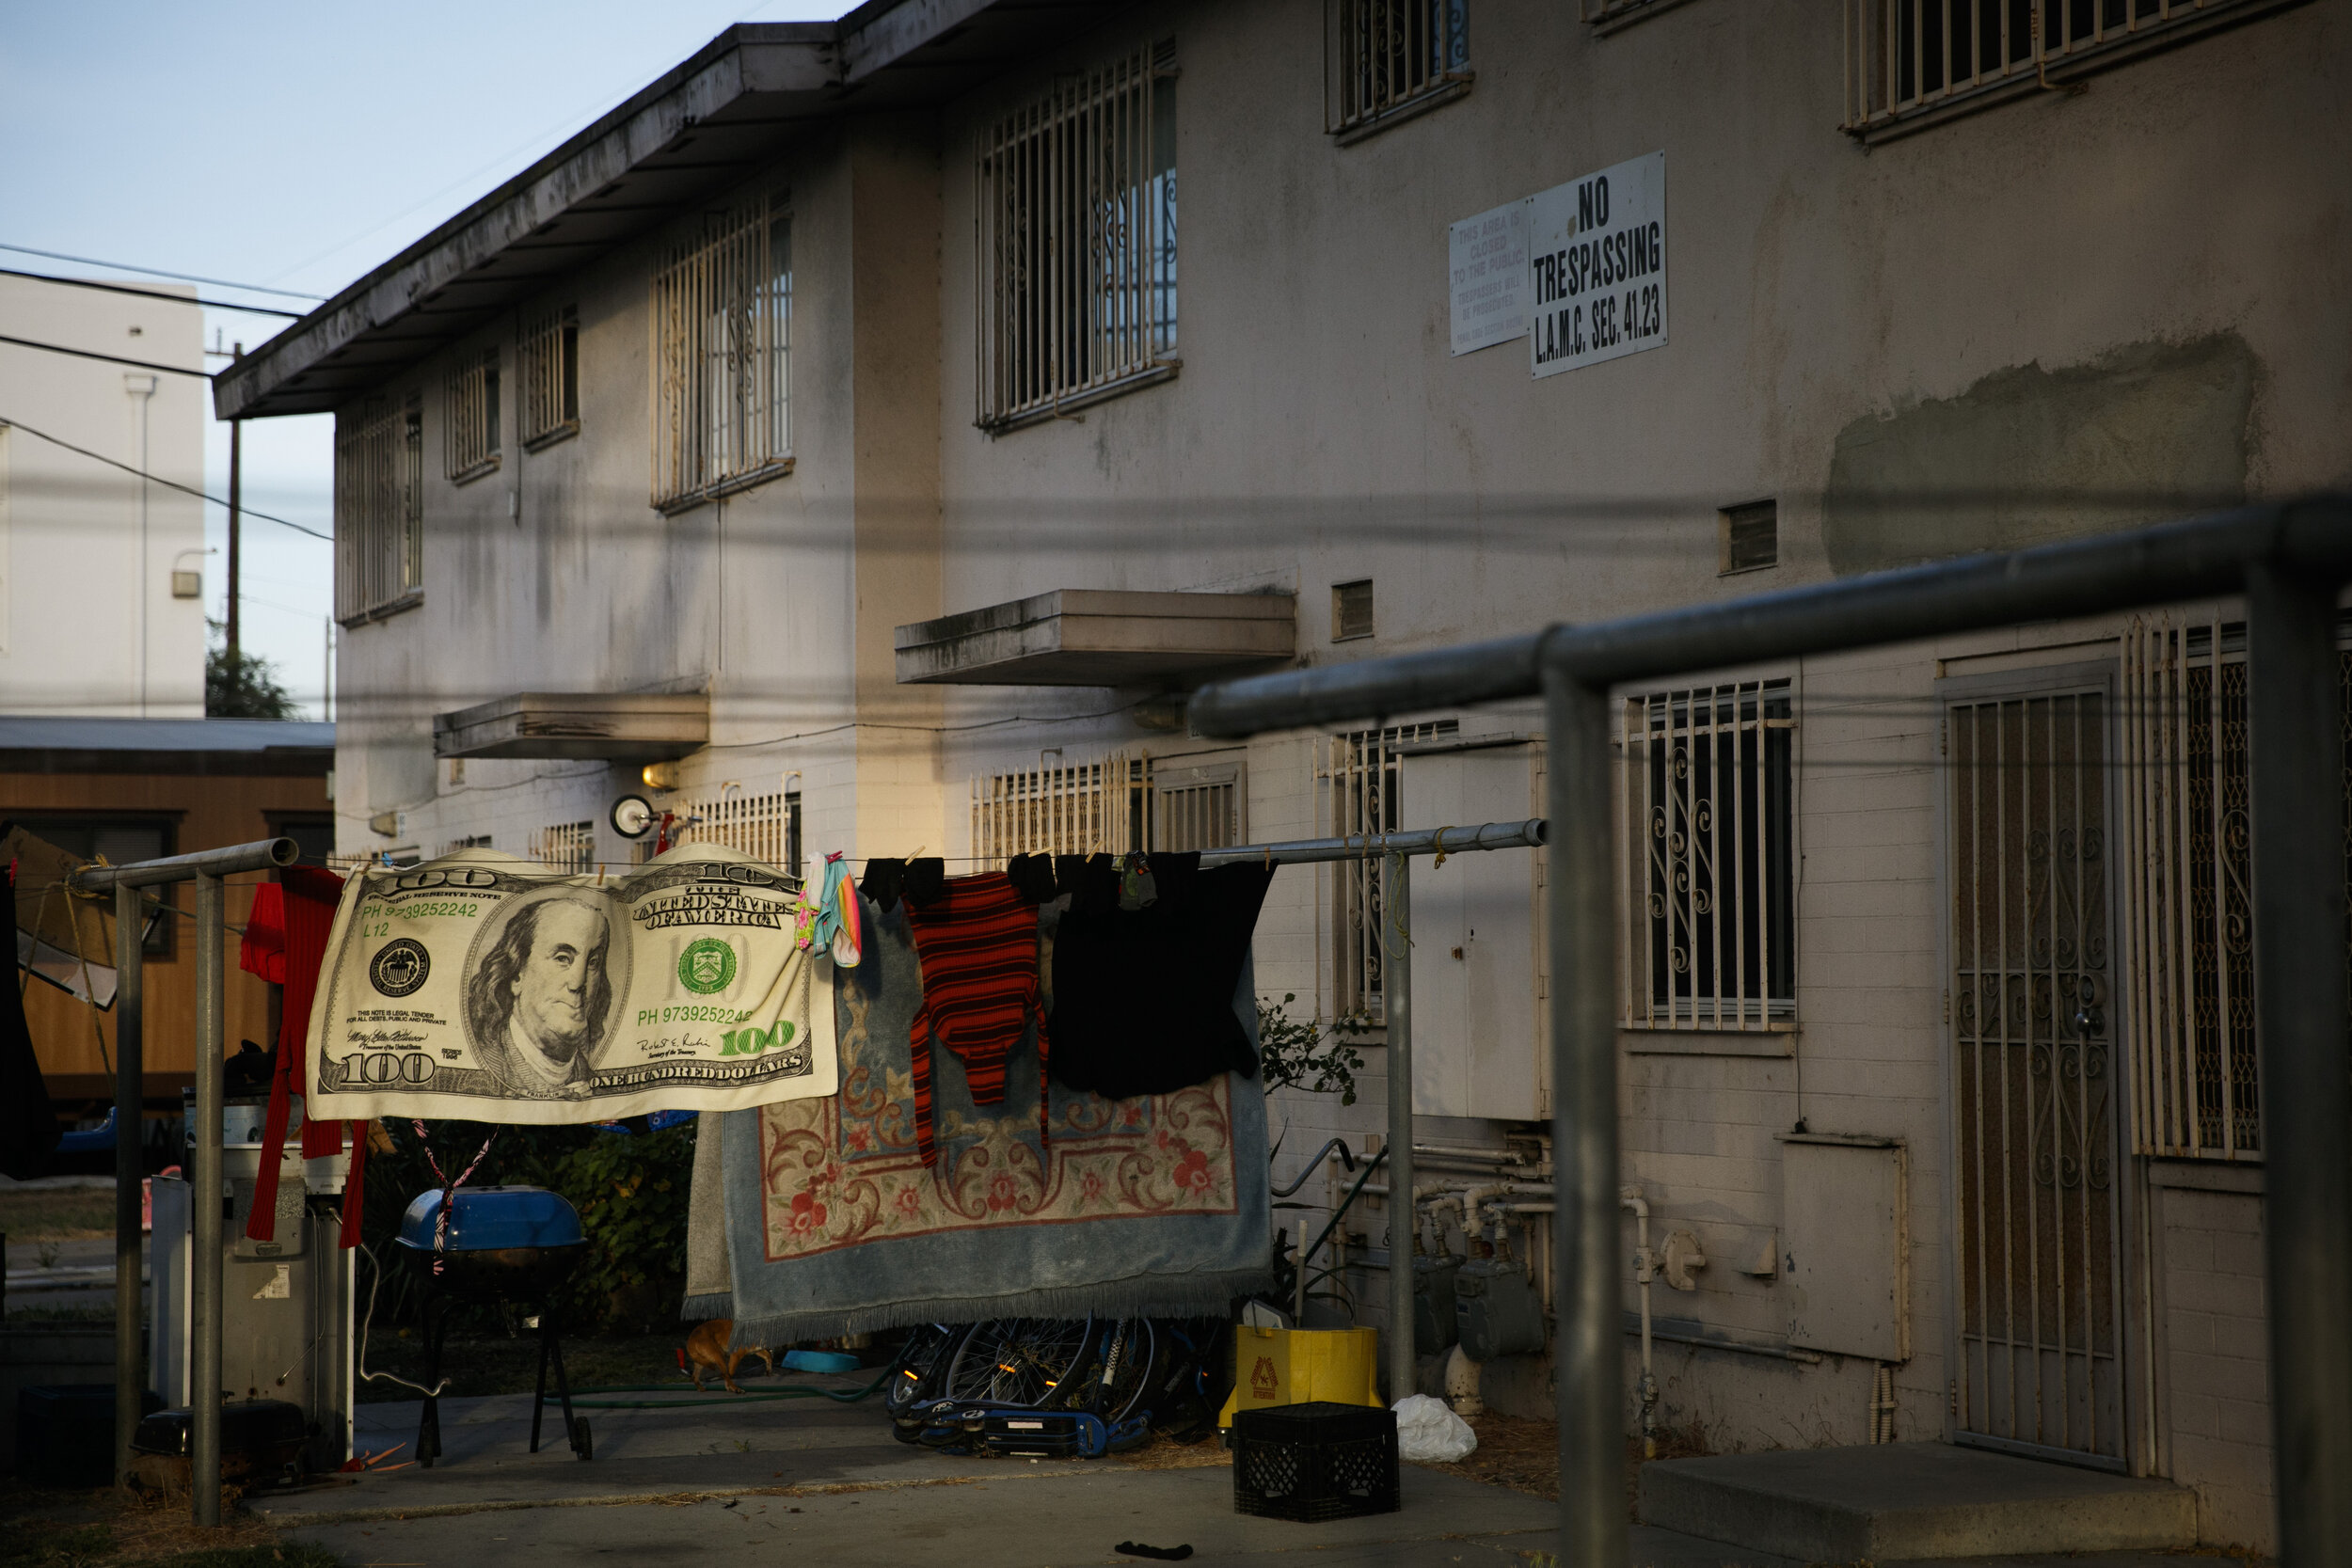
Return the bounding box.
[0,1480,334,1567]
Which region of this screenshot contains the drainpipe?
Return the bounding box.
[1622,1185,1659,1459]
[123,373,156,715]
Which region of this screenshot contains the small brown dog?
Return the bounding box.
[683,1319,776,1393]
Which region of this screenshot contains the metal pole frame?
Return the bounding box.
[1188,499,2352,1563]
[72,837,295,1523]
[1382,850,1415,1407]
[112,882,144,1488]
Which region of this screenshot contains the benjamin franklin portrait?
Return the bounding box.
[465,893,616,1099]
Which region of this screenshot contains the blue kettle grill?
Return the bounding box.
[395,1185,593,1464]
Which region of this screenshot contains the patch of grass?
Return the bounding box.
[0,1191,119,1243]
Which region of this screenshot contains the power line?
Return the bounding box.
[0,332,210,378]
[0,415,333,543]
[0,267,305,320]
[0,243,324,302]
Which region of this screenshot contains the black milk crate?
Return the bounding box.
[1231,1401,1400,1522]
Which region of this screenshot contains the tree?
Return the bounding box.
[205,621,301,720]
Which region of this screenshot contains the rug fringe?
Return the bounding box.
[731,1268,1273,1346]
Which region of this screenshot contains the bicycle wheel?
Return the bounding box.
[944,1318,1093,1409]
[1081,1318,1160,1424]
[884,1323,962,1417]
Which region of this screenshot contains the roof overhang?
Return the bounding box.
[895,591,1297,687]
[215,1,1125,420]
[433,692,709,761]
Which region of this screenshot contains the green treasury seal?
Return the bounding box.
[677,937,738,995]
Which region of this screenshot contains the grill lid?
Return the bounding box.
[396,1184,585,1252]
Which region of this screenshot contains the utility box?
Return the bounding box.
[1780,1133,1910,1361]
[1401,736,1544,1120]
[151,1094,356,1473]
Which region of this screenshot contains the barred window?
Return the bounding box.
[520,305,580,449]
[972,752,1152,867]
[529,820,596,876]
[651,198,791,511]
[1322,721,1457,1020]
[444,349,501,482]
[334,397,423,624]
[656,784,803,878]
[975,40,1177,433]
[1327,0,1470,139]
[1842,0,2287,137]
[1622,681,1795,1028]
[1152,761,1246,853]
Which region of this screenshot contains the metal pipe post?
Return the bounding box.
[1546,669,1625,1565]
[112,881,145,1487]
[190,872,224,1526]
[2245,562,2352,1564]
[71,837,297,892]
[1382,850,1416,1405]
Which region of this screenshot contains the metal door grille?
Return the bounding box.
[1948,687,2124,1465]
[974,40,1177,431]
[333,397,422,624]
[972,751,1151,868]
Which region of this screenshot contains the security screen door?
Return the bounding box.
[1947,683,2127,1467]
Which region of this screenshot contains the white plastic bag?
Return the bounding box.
[1392,1393,1478,1463]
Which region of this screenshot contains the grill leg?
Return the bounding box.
[530,1319,551,1455]
[542,1314,585,1458]
[418,1293,448,1467]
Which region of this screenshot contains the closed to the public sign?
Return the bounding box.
[1527,150,1667,378]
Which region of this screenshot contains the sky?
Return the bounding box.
[0,1,845,720]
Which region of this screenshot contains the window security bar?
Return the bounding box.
[1327,0,1471,138]
[649,198,790,510]
[332,398,421,624]
[1841,0,2294,137]
[519,305,580,450]
[443,348,500,482]
[1185,499,2352,1568]
[971,750,1152,867]
[70,839,301,1528]
[974,40,1177,432]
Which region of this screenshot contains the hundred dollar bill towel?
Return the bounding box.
[716,897,1272,1342]
[307,845,836,1124]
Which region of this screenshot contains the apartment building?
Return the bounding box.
[215,0,2349,1547]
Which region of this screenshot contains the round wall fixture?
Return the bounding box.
[610,794,654,839]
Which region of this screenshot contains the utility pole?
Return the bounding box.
[226,343,242,664]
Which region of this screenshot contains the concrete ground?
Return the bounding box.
[246,1380,2254,1567]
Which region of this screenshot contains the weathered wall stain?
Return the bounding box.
[1823,333,2258,576]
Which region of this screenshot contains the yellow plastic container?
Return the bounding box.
[1216,1324,1382,1428]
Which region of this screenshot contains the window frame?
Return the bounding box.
[1620,677,1798,1032]
[1839,0,2306,143]
[649,196,793,513]
[973,40,1180,434]
[444,347,501,484]
[333,395,424,626]
[520,305,580,451]
[1327,0,1473,143]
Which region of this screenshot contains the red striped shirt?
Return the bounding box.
[904,873,1050,1166]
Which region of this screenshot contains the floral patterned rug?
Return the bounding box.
[712,898,1272,1342]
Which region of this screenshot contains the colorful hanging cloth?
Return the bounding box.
[239,867,369,1246]
[807,852,862,968]
[902,872,1050,1167]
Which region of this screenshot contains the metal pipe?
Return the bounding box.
[71,837,297,892]
[1198,817,1545,868]
[1383,849,1415,1407]
[2246,562,2352,1563]
[112,881,144,1488]
[1623,1186,1659,1459]
[1190,500,2352,739]
[1551,670,1624,1564]
[191,872,224,1527]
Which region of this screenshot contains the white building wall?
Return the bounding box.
[0,275,207,717]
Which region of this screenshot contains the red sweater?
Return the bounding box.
[903,872,1049,1167]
